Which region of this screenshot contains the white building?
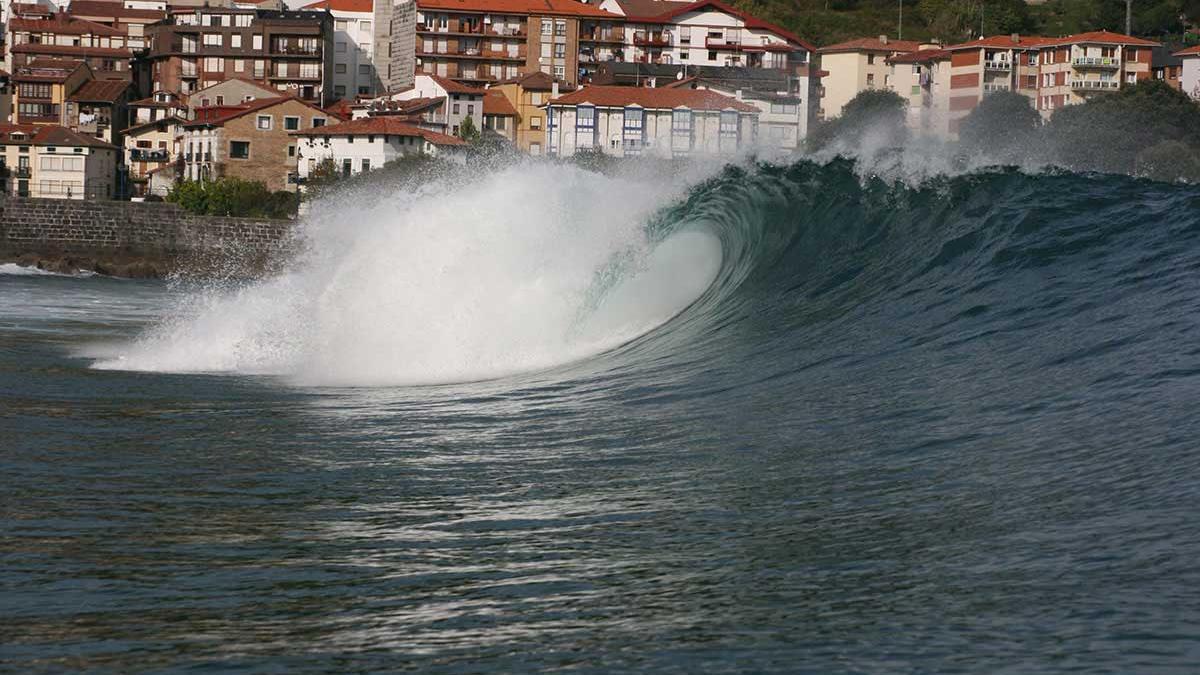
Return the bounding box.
[1178,45,1200,100]
[0,123,119,199]
[596,0,812,71]
[302,0,382,99]
[544,84,758,158]
[292,115,465,179]
[359,73,483,136]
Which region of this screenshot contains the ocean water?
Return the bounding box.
[3,159,1200,672]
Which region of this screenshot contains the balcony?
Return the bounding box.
[1073,56,1120,69]
[418,47,525,62]
[484,26,526,38]
[580,29,623,43]
[131,149,170,162]
[15,166,32,178]
[706,37,745,50]
[984,60,1012,71]
[982,83,1011,92]
[1071,79,1119,91]
[268,71,321,81]
[272,44,321,57]
[634,33,670,47]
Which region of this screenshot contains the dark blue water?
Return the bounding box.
[3,161,1200,672]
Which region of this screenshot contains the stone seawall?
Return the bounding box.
[0,197,294,277]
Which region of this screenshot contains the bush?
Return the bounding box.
[957,90,1041,163]
[807,89,908,153]
[167,178,296,219]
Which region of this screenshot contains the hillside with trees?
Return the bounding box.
[731,0,1200,47]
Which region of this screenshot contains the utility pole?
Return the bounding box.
[898,0,903,40]
[1125,0,1132,35]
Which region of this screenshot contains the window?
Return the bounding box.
[254,60,265,78]
[300,63,319,78]
[720,111,738,134]
[335,19,348,31]
[234,58,244,72]
[541,19,552,35]
[312,118,326,127]
[253,34,263,50]
[284,116,300,130]
[231,34,241,48]
[453,103,461,114]
[576,105,595,128]
[216,95,225,105]
[680,52,688,60]
[769,102,797,115]
[203,57,224,72]
[553,65,565,79]
[288,144,296,157]
[336,41,347,53]
[555,19,566,36]
[335,63,348,74]
[867,53,875,65]
[342,158,352,177]
[530,92,542,105]
[623,107,643,129]
[361,158,370,172]
[541,43,552,59]
[230,140,249,158]
[334,84,347,97]
[866,73,875,87]
[467,104,474,115]
[359,64,371,76]
[203,33,222,46]
[256,115,272,130]
[530,116,541,129]
[708,50,717,60]
[358,86,371,95]
[672,108,691,132]
[554,43,565,58]
[235,13,251,27]
[530,141,542,155]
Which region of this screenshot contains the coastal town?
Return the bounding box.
[0,0,1196,201]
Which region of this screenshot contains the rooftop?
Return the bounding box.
[291,116,468,145]
[415,0,620,19]
[184,95,325,127]
[10,43,134,58]
[68,79,131,103]
[549,84,759,112]
[619,0,813,51]
[9,15,126,37]
[484,89,518,116]
[66,1,167,20]
[0,122,117,148]
[819,36,921,54]
[301,0,373,11]
[1173,44,1200,56]
[495,70,576,92]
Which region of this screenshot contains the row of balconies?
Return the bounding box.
[130,149,170,162]
[580,29,624,43]
[1072,56,1121,68]
[416,23,527,38]
[1071,79,1120,90]
[416,46,526,61]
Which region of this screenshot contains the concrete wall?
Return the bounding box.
[0,196,292,276]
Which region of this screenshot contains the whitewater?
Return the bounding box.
[4,155,1200,672]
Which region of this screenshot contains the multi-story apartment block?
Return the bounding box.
[596,0,814,75]
[292,115,465,182]
[373,0,417,92]
[1178,45,1200,99]
[66,1,165,48]
[180,95,329,189]
[5,14,139,78]
[816,35,921,120]
[414,0,619,87]
[146,7,333,103]
[11,59,93,126]
[544,84,758,157]
[491,70,573,154]
[0,123,120,199]
[302,0,383,99]
[886,47,950,135]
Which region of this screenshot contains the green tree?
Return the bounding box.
[807,89,908,152]
[458,115,481,144]
[166,177,296,218]
[957,90,1041,162]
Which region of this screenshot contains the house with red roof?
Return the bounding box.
[180,96,331,190]
[0,123,121,200]
[597,0,814,78]
[544,84,758,157]
[291,115,467,184]
[1177,44,1200,99]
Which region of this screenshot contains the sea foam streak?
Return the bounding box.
[92,161,724,386]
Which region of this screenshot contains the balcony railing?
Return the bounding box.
[580,29,623,42]
[272,44,321,56]
[983,83,1011,92]
[1071,79,1119,90]
[984,60,1012,71]
[131,149,170,162]
[1072,56,1120,68]
[15,166,32,178]
[634,33,670,47]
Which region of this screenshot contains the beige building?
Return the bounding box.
[887,48,950,136]
[816,35,920,120]
[186,77,279,115]
[1030,31,1157,116]
[0,123,120,199]
[181,95,330,190]
[491,70,572,155]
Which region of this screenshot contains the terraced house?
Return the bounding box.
[146,7,333,102]
[413,0,620,87]
[4,13,141,78]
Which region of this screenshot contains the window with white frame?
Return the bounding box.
[257,115,272,130]
[203,33,222,46]
[720,110,739,135]
[623,107,643,130]
[542,19,552,35]
[576,105,595,128]
[672,108,691,133]
[231,34,241,48]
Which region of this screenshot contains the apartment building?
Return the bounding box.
[11,59,93,126]
[1022,32,1156,117]
[65,1,165,48]
[123,90,187,196]
[941,34,1047,134]
[413,0,620,87]
[0,123,120,199]
[65,79,133,145]
[491,69,573,154]
[886,48,950,135]
[1178,45,1200,99]
[595,0,814,76]
[292,115,465,182]
[4,13,138,77]
[482,88,517,141]
[302,0,383,99]
[373,0,417,92]
[180,95,330,190]
[146,7,333,103]
[544,84,758,157]
[817,35,921,119]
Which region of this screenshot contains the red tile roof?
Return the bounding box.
[10,43,134,58]
[357,96,445,116]
[495,70,575,92]
[416,0,619,18]
[67,79,131,102]
[0,122,117,148]
[13,58,88,82]
[67,1,166,20]
[624,0,814,51]
[549,85,760,112]
[887,48,950,63]
[324,98,356,120]
[291,116,468,145]
[1041,30,1159,47]
[184,96,327,128]
[302,0,372,11]
[1175,45,1200,56]
[425,73,486,95]
[945,35,1056,50]
[484,89,518,116]
[9,15,125,36]
[819,36,920,53]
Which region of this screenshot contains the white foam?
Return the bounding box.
[0,263,96,277]
[92,160,725,386]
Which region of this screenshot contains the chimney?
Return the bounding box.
[1011,33,1020,43]
[879,35,888,45]
[735,89,743,100]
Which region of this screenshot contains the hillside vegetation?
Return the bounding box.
[731,0,1200,47]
